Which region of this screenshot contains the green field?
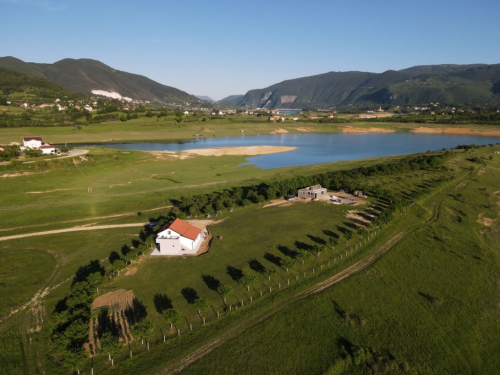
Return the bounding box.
[0,123,499,375]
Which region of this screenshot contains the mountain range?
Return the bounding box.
[2,56,500,109]
[232,64,500,109]
[0,56,199,104]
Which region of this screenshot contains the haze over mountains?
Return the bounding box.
[1,56,499,109]
[0,56,200,105]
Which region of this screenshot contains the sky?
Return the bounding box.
[1,0,500,100]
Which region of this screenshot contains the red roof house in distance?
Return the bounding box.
[40,145,56,155]
[153,218,205,256]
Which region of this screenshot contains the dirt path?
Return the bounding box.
[0,205,172,233]
[0,223,146,242]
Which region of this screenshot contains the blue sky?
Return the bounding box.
[1,0,499,100]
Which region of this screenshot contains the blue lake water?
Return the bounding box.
[94,133,500,170]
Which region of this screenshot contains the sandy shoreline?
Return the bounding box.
[410,126,500,136]
[341,126,395,134]
[156,145,297,158]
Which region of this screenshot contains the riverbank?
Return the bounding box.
[2,122,500,145]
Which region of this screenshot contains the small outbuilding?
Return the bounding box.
[298,185,327,199]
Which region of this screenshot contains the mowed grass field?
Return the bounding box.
[177,156,500,375]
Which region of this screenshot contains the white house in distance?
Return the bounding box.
[40,145,56,154]
[153,218,205,256]
[298,184,328,199]
[23,136,43,148]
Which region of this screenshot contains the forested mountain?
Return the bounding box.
[0,56,200,104]
[219,95,244,106]
[235,64,500,109]
[0,66,84,103]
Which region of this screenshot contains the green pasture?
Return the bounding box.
[0,141,498,374]
[173,155,500,375]
[1,117,499,145]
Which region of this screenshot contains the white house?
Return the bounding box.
[40,145,56,155]
[153,218,204,256]
[84,105,93,111]
[23,137,43,149]
[298,185,328,199]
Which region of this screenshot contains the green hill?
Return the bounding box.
[236,64,500,108]
[219,94,244,106]
[0,66,83,103]
[0,56,200,105]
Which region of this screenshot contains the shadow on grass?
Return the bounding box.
[202,274,221,291]
[153,293,173,314]
[181,287,199,304]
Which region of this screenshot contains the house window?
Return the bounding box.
[168,230,171,235]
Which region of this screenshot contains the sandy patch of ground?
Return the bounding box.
[477,213,496,227]
[26,188,80,194]
[411,127,500,136]
[1,172,35,178]
[92,289,135,311]
[296,127,315,132]
[203,128,215,132]
[263,199,293,208]
[346,210,372,226]
[183,145,296,157]
[149,146,296,159]
[270,128,289,134]
[342,126,395,134]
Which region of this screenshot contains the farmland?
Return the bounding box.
[0,124,499,374]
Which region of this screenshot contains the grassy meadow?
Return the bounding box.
[0,121,499,375]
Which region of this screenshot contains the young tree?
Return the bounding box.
[344,231,353,244]
[297,249,311,265]
[132,319,152,344]
[281,258,297,273]
[242,274,257,291]
[163,308,181,330]
[264,266,278,281]
[194,298,208,315]
[313,244,327,258]
[99,331,121,361]
[329,237,338,251]
[217,284,233,304]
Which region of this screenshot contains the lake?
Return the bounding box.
[92,133,500,170]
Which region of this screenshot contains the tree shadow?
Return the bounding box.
[73,259,105,285]
[276,245,298,259]
[124,298,148,325]
[226,265,244,282]
[181,287,199,304]
[343,221,358,230]
[248,258,266,274]
[322,230,339,239]
[153,293,173,314]
[264,252,282,267]
[294,240,313,251]
[108,251,121,264]
[131,239,142,248]
[121,244,131,256]
[306,234,326,245]
[202,274,221,291]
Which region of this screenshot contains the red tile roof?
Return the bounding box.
[160,218,202,240]
[23,137,42,141]
[40,145,55,149]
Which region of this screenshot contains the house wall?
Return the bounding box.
[156,237,182,254]
[298,188,327,199]
[180,233,201,250]
[41,148,55,155]
[24,140,42,148]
